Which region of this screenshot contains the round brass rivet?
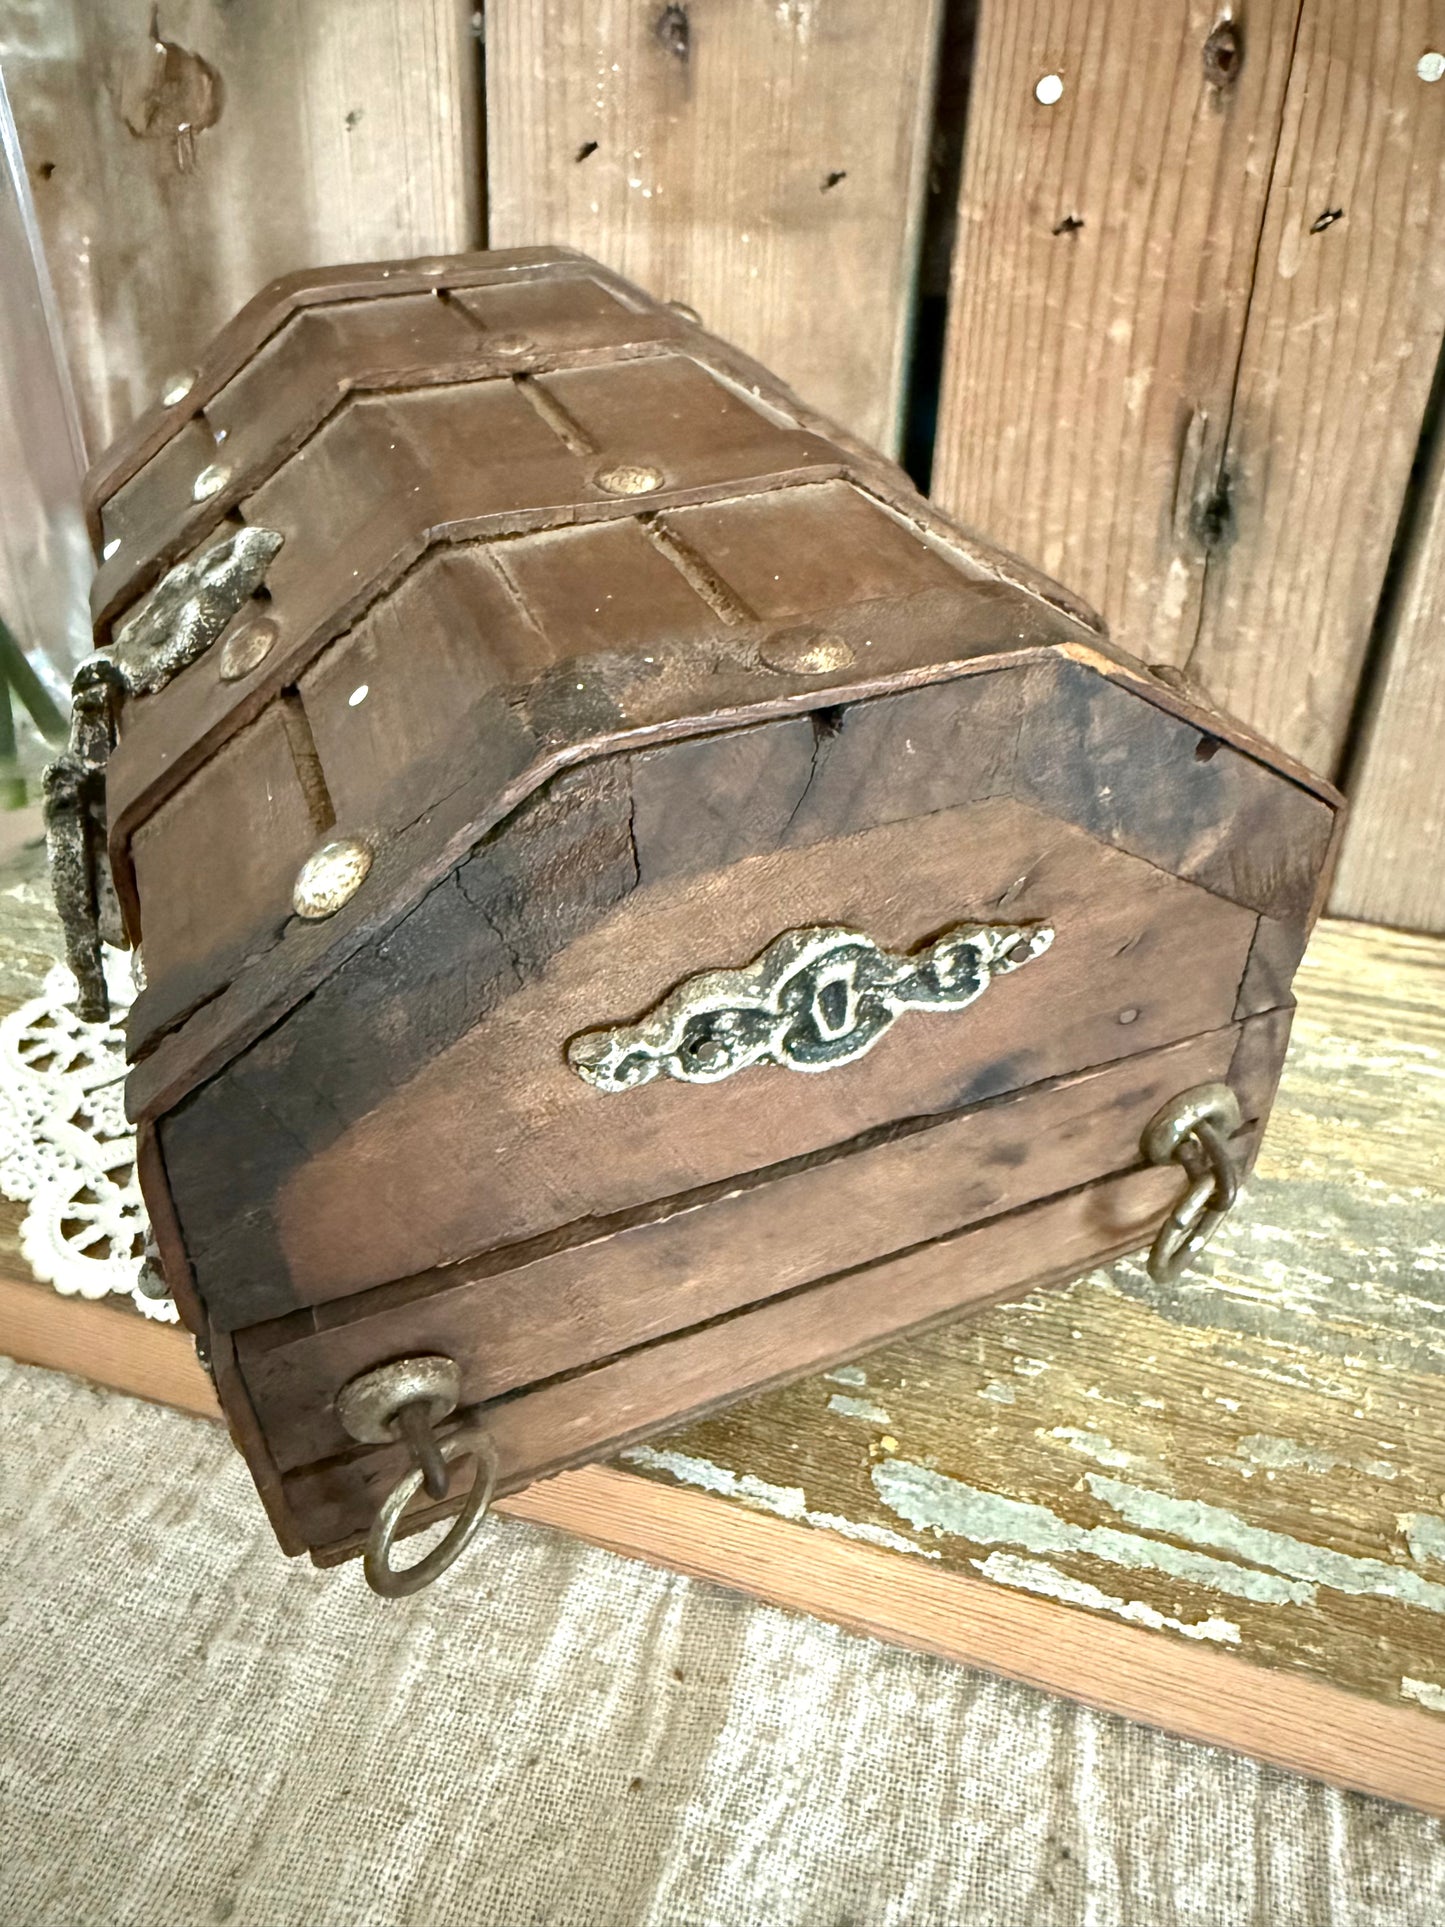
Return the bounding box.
[161,370,196,406]
[666,299,702,325]
[416,259,450,277]
[596,462,664,496]
[336,1355,461,1445]
[758,628,856,676]
[218,616,279,682]
[192,463,229,502]
[293,837,373,919]
[488,332,532,357]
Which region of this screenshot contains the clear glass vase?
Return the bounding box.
[0,59,88,813]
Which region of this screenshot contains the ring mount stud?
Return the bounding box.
[1141,1082,1243,1282]
[335,1356,497,1596]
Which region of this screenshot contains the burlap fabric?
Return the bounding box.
[1,1357,1441,1926]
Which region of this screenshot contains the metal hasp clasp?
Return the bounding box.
[1141,1082,1243,1283]
[335,1356,497,1598]
[44,525,285,1023]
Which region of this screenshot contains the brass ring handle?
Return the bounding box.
[364,1431,499,1599]
[334,1355,497,1598]
[1142,1083,1243,1283]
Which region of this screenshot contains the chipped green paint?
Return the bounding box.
[621,1444,936,1559]
[973,1552,1241,1644]
[870,1459,1315,1607]
[1085,1476,1445,1615]
[1231,1433,1397,1480]
[1042,1426,1138,1471]
[826,1395,893,1426]
[1403,1515,1445,1567]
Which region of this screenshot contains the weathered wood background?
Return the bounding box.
[0,0,1443,929]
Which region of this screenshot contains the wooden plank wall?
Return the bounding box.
[485,0,944,449]
[1331,414,1445,931]
[0,0,482,454]
[1,0,1443,928]
[932,0,1445,782]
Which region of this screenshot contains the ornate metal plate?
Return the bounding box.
[112,524,284,695]
[567,920,1054,1093]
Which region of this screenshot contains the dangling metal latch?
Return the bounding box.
[43,525,284,1022]
[1141,1082,1242,1283]
[335,1355,498,1598]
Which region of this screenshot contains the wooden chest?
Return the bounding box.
[59,248,1342,1592]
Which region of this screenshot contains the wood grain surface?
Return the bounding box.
[238,1025,1262,1477]
[1332,411,1445,935]
[285,1166,1184,1554]
[1189,1,1445,774]
[932,0,1445,775]
[485,0,942,450]
[0,0,482,450]
[933,0,1297,669]
[507,1464,1445,1818]
[154,652,1326,1330]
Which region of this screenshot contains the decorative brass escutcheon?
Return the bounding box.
[568,920,1055,1093]
[335,1355,497,1598]
[1141,1082,1243,1283]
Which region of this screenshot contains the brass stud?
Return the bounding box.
[161,370,196,406]
[293,837,373,919]
[596,462,664,496]
[666,299,702,325]
[758,628,856,676]
[192,463,229,502]
[336,1356,461,1445]
[488,332,532,357]
[219,616,278,682]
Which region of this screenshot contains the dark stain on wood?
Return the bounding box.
[121,11,224,170]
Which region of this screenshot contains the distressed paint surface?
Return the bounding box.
[631,920,1445,1718]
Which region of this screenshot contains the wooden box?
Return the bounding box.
[61,249,1341,1584]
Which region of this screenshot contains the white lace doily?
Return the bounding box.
[0,946,175,1321]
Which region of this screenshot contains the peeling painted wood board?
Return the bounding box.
[0,0,482,452]
[503,1464,1445,1818]
[484,0,943,451]
[10,1275,1440,1817]
[1331,413,1445,934]
[931,0,1445,774]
